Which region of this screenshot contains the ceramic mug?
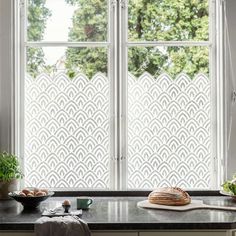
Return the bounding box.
[77,197,93,209]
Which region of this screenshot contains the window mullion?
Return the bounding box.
[209,0,218,189]
[216,0,227,185]
[19,0,26,189]
[109,0,118,190]
[119,0,128,190]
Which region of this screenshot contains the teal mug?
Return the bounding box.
[77,197,93,210]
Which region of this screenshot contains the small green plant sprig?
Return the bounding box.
[222,174,236,195]
[0,151,23,182]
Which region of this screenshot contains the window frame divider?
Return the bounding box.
[216,0,228,184]
[209,0,219,189]
[118,0,128,190]
[25,42,110,47]
[18,0,27,189]
[109,0,118,190]
[127,41,212,47]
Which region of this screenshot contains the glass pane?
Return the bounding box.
[27,0,108,42]
[128,46,209,78]
[128,0,209,41]
[25,47,109,188]
[127,46,211,189]
[27,46,108,78]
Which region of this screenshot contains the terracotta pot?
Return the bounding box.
[0,179,19,199]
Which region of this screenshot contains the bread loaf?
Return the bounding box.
[148,187,191,206]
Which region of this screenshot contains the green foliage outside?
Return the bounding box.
[27,0,209,79]
[129,0,209,77]
[0,151,23,182]
[65,0,107,78]
[27,0,51,77]
[65,0,209,78]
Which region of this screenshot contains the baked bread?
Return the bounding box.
[148,187,191,206]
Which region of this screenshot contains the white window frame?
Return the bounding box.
[4,0,226,190]
[216,0,227,186]
[119,0,220,190]
[18,0,117,189]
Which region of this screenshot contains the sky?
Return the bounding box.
[43,0,76,65]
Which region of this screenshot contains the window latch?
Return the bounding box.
[19,0,25,18]
[120,0,126,9]
[19,0,24,8]
[232,90,236,103]
[220,0,225,5]
[111,0,117,9]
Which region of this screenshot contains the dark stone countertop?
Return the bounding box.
[1,196,236,231]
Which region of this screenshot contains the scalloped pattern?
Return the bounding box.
[127,73,211,189]
[24,73,109,188]
[24,72,211,189]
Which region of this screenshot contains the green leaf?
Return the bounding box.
[0,151,23,182]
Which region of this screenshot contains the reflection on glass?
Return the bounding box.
[27,0,108,42]
[128,46,209,78]
[27,47,108,78]
[128,0,209,41]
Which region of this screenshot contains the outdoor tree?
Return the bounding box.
[64,0,107,78]
[27,0,51,77]
[65,0,209,78]
[128,0,209,77]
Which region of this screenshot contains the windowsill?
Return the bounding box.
[50,190,221,197]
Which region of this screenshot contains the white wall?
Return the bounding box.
[0,0,13,152]
[225,0,236,178]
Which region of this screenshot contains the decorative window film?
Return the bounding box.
[127,72,210,189]
[25,73,110,188]
[21,0,215,189]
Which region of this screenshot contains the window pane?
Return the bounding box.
[128,46,209,78]
[25,47,110,188]
[27,0,108,42]
[127,46,211,189]
[128,0,209,41]
[27,47,108,78]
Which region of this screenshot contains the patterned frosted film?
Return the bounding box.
[127,45,211,189]
[24,71,110,187]
[128,0,209,41]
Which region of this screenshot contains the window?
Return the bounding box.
[19,0,218,190]
[126,0,214,189]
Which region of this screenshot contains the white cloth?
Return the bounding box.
[35,216,91,236]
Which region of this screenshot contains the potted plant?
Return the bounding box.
[0,151,23,199]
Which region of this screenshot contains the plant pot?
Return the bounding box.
[0,179,19,200]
